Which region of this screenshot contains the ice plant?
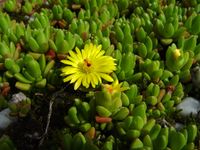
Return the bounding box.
[173,48,181,59]
[103,80,129,94]
[60,43,116,90]
[166,44,189,72]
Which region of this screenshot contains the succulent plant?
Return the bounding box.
[29,12,50,29]
[49,29,76,54]
[3,53,55,91]
[9,96,31,117]
[64,98,92,132]
[93,80,129,119]
[166,44,189,72]
[0,0,199,149]
[0,135,16,150]
[24,26,50,53]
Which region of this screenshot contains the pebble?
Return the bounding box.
[0,92,26,130]
[0,108,17,129]
[176,97,200,116]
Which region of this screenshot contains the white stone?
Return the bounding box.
[176,97,200,116]
[10,92,26,103]
[0,92,26,130]
[0,109,17,130]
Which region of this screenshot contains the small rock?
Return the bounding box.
[10,92,26,104]
[175,123,184,130]
[0,108,17,130]
[176,97,200,116]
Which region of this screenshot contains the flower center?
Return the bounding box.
[84,59,91,67]
[82,58,92,73]
[103,84,121,94]
[173,49,181,59]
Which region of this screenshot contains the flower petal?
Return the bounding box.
[61,67,78,75]
[74,76,83,90]
[99,73,114,82]
[75,47,83,60]
[61,43,116,90]
[93,72,102,84]
[82,76,88,88]
[67,55,79,64]
[70,72,82,83]
[63,72,80,83]
[61,60,77,67]
[88,74,96,88]
[69,50,79,60]
[85,75,91,88]
[95,50,105,58]
[90,73,99,86]
[63,75,73,82]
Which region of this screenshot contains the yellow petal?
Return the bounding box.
[74,76,83,90]
[70,72,82,83]
[63,75,73,82]
[63,72,80,83]
[67,55,78,63]
[95,57,114,67]
[82,49,87,59]
[90,46,101,58]
[61,67,78,75]
[93,72,102,84]
[88,74,97,88]
[84,43,90,50]
[90,73,99,86]
[61,60,77,67]
[82,76,88,87]
[95,50,105,58]
[99,73,114,82]
[61,60,70,64]
[97,45,102,51]
[69,50,79,60]
[85,75,90,88]
[75,47,83,60]
[95,65,116,73]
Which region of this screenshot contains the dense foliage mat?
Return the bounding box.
[0,0,200,149]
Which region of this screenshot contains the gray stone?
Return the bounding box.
[0,108,17,129]
[176,97,200,116]
[10,92,26,103]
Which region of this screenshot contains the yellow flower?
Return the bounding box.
[173,48,181,59]
[103,80,129,94]
[60,43,116,90]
